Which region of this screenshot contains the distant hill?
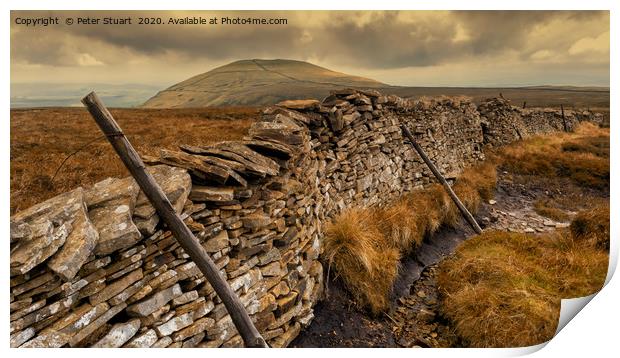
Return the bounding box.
[141,59,388,108]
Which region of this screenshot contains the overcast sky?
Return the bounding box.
[11,10,610,87]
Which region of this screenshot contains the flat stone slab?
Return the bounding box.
[11,188,89,276]
[124,329,158,348]
[11,222,71,277]
[155,312,193,336]
[47,199,99,281]
[127,283,182,317]
[68,303,126,347]
[249,121,305,146]
[190,186,235,202]
[92,318,141,348]
[158,149,230,184]
[86,177,141,256]
[243,139,296,160]
[276,99,320,110]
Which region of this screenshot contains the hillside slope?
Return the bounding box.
[142,59,387,108]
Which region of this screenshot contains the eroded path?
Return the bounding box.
[291,169,595,348]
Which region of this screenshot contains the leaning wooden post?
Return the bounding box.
[401,125,483,234]
[561,104,568,132]
[82,92,268,348]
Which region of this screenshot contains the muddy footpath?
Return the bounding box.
[291,171,581,348]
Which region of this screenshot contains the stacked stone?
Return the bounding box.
[10,89,601,348]
[477,97,594,147]
[10,165,195,347]
[477,97,528,146]
[303,89,486,219]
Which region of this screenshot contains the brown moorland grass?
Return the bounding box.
[324,208,401,315]
[498,122,609,190]
[324,122,608,317]
[570,204,610,250]
[324,161,498,314]
[436,123,609,347]
[437,207,609,347]
[10,107,257,214]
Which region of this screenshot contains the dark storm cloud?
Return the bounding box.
[10,10,609,69]
[308,10,608,69]
[309,11,462,68]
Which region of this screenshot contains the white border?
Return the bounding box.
[3,1,617,358]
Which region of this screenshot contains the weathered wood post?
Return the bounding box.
[401,125,483,234]
[522,101,527,109]
[561,104,568,132]
[81,92,268,348]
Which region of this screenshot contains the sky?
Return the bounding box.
[10,10,610,91]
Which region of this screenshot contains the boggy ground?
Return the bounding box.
[292,124,609,348]
[291,222,471,348]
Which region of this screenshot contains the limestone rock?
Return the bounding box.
[124,329,158,348]
[171,316,215,342]
[47,199,99,281]
[11,222,71,277]
[10,327,35,348]
[89,269,143,305]
[127,283,182,317]
[68,303,127,347]
[92,318,141,348]
[155,312,193,336]
[203,230,229,253]
[190,186,234,202]
[86,177,141,255]
[241,211,271,230]
[20,331,69,348]
[276,99,320,110]
[133,165,191,235]
[10,187,88,276]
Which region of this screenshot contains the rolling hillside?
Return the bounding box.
[142,59,387,108]
[142,58,609,109]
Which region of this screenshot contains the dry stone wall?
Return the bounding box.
[10,90,601,348]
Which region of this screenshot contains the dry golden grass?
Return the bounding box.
[324,122,608,317]
[324,161,498,314]
[435,123,609,347]
[324,208,401,315]
[10,107,257,214]
[570,204,610,250]
[498,122,609,191]
[437,212,609,347]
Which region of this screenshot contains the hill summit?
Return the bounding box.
[142,59,388,108]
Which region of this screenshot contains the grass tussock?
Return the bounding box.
[498,122,609,190]
[437,205,609,347]
[324,162,497,314]
[570,204,610,250]
[324,208,401,315]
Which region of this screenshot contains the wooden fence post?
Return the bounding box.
[81,92,268,348]
[561,104,568,132]
[401,125,483,234]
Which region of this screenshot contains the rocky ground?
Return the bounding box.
[292,168,600,348]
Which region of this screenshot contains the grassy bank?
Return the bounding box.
[437,207,609,347]
[436,122,609,347]
[324,121,609,323]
